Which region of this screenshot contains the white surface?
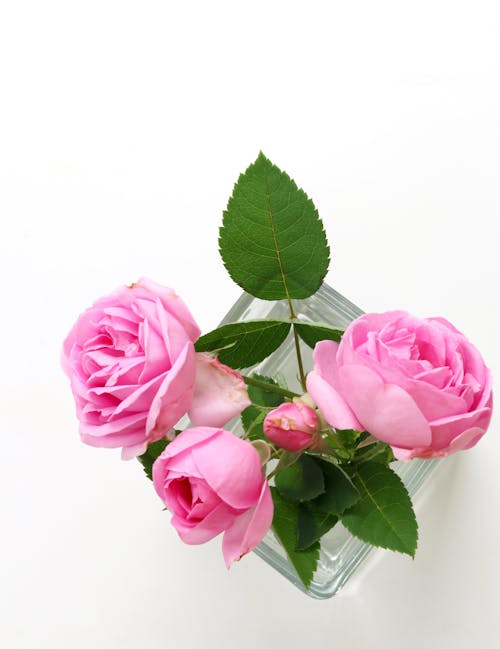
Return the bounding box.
[1,2,499,648]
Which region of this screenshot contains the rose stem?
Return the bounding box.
[286,298,307,392]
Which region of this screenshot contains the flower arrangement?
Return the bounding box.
[62,153,493,589]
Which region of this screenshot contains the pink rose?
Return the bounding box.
[263,398,320,452]
[152,427,273,567]
[307,311,493,460]
[62,278,249,459]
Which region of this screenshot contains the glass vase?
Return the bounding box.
[219,283,440,599]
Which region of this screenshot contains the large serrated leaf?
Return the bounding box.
[195,320,291,369]
[219,152,330,300]
[274,454,325,502]
[293,321,343,348]
[271,488,320,588]
[340,462,418,557]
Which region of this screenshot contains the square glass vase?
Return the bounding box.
[219,283,439,599]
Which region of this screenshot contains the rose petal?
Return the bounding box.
[111,372,168,418]
[138,315,171,382]
[146,341,196,439]
[392,425,486,461]
[391,446,416,461]
[152,427,221,500]
[191,431,262,509]
[134,277,201,342]
[476,368,493,409]
[312,340,342,386]
[121,440,149,460]
[446,426,485,452]
[188,354,251,427]
[340,364,432,448]
[158,449,204,482]
[222,480,273,568]
[429,401,493,449]
[79,411,147,439]
[171,500,237,544]
[405,380,468,421]
[306,371,362,430]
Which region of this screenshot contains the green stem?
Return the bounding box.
[286,299,307,391]
[243,375,299,399]
[292,325,307,391]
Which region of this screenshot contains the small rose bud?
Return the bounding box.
[263,398,320,452]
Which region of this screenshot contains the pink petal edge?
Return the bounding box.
[222,480,273,568]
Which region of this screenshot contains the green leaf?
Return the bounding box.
[245,373,287,407]
[297,503,338,551]
[313,460,360,515]
[241,374,285,441]
[271,487,320,588]
[240,408,267,441]
[195,320,291,369]
[219,152,330,300]
[322,435,353,461]
[354,442,394,466]
[293,321,343,349]
[275,454,325,502]
[337,429,362,449]
[340,462,418,557]
[137,438,169,480]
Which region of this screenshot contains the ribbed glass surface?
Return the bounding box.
[220,284,440,598]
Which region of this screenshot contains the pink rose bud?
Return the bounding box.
[153,427,273,567]
[263,398,320,452]
[306,311,493,461]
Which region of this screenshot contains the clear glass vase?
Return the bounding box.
[219,283,440,599]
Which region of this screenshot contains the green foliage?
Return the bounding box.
[274,454,325,502]
[340,462,418,557]
[195,320,290,369]
[313,460,360,515]
[271,488,320,588]
[296,503,338,551]
[137,438,169,480]
[337,429,363,449]
[240,409,267,441]
[246,373,287,407]
[219,152,330,300]
[293,321,343,348]
[241,374,285,441]
[353,441,394,465]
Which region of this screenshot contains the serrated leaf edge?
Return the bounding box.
[342,464,418,557]
[218,152,330,300]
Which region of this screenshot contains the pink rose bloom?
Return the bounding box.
[263,398,320,452]
[307,311,493,460]
[152,427,273,567]
[62,278,249,459]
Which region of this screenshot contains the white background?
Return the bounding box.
[1,2,499,647]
